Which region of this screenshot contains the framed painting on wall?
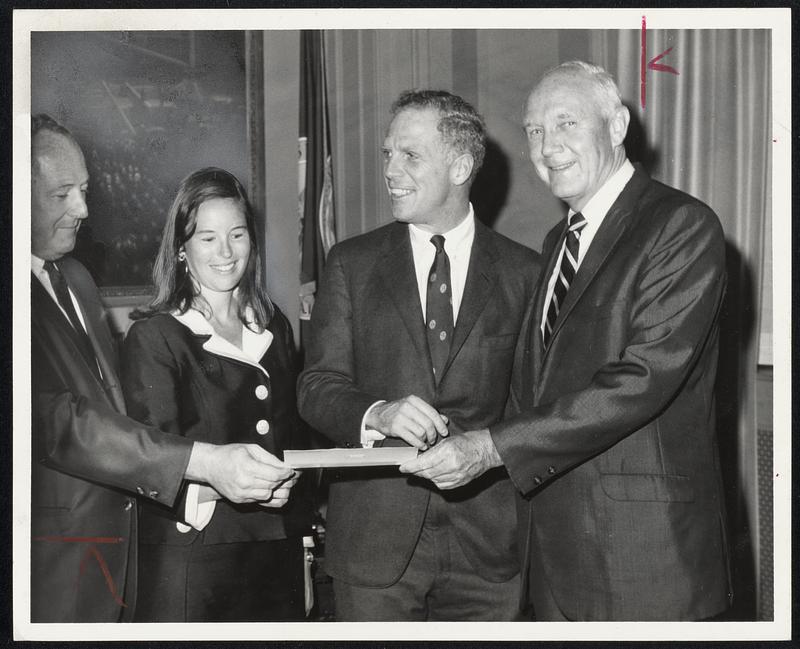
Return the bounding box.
[31,30,251,299]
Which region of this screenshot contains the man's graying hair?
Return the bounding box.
[541,61,624,120]
[392,89,486,177]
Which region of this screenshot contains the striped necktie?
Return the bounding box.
[543,212,587,348]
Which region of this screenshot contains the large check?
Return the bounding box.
[283,447,418,469]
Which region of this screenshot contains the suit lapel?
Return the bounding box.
[32,273,78,344]
[440,221,498,380]
[376,224,432,370]
[542,168,651,365]
[529,223,567,391]
[58,263,127,413]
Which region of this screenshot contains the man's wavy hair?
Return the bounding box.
[391,89,486,181]
[137,167,274,330]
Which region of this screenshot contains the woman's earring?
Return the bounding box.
[178,251,186,262]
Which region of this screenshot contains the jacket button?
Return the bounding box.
[136,486,145,495]
[547,465,556,474]
[255,384,269,400]
[256,419,270,435]
[533,476,543,485]
[149,490,159,499]
[123,499,134,511]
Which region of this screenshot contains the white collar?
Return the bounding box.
[570,159,635,223]
[31,254,47,276]
[408,203,475,255]
[170,306,273,376]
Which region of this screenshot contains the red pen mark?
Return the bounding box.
[33,535,127,608]
[34,535,124,544]
[641,16,680,109]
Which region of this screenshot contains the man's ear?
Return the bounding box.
[609,105,630,148]
[449,153,474,186]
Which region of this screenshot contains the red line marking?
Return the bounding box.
[640,16,647,109]
[648,47,680,76]
[641,15,680,109]
[34,536,128,604]
[33,535,124,544]
[85,545,127,608]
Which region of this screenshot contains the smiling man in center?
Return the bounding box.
[298,90,541,621]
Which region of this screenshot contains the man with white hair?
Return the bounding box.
[402,61,732,620]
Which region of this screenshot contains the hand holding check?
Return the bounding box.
[399,428,503,489]
[365,395,449,450]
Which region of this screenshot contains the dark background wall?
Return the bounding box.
[31,31,248,291]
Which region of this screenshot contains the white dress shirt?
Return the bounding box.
[361,205,477,445]
[540,160,635,338]
[31,254,90,333]
[407,205,475,323]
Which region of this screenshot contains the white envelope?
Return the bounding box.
[283,447,418,468]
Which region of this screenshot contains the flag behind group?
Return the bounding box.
[298,30,336,346]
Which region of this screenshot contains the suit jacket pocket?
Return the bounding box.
[479,333,517,349]
[600,472,695,503]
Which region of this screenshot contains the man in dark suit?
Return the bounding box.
[30,114,298,622]
[298,90,540,620]
[402,61,732,620]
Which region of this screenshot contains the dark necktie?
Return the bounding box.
[543,212,587,348]
[43,260,101,380]
[426,235,454,383]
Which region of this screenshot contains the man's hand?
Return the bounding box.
[365,395,449,450]
[398,428,503,489]
[258,471,301,508]
[186,442,298,504]
[196,484,222,504]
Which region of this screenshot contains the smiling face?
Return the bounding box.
[523,72,628,212]
[183,197,251,297]
[31,132,89,260]
[381,107,465,233]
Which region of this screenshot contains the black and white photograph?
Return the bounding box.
[12,6,790,642]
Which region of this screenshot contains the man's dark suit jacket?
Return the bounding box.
[298,219,541,588]
[491,166,732,620]
[31,257,193,622]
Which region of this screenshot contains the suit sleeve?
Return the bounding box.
[32,325,193,508]
[491,204,726,496]
[297,245,382,447]
[120,319,198,522]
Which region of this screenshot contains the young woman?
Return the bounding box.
[121,167,312,622]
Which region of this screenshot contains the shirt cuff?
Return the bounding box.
[176,482,217,533]
[361,400,387,448]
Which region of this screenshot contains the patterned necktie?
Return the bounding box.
[43,260,101,380]
[543,212,587,348]
[426,235,454,382]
